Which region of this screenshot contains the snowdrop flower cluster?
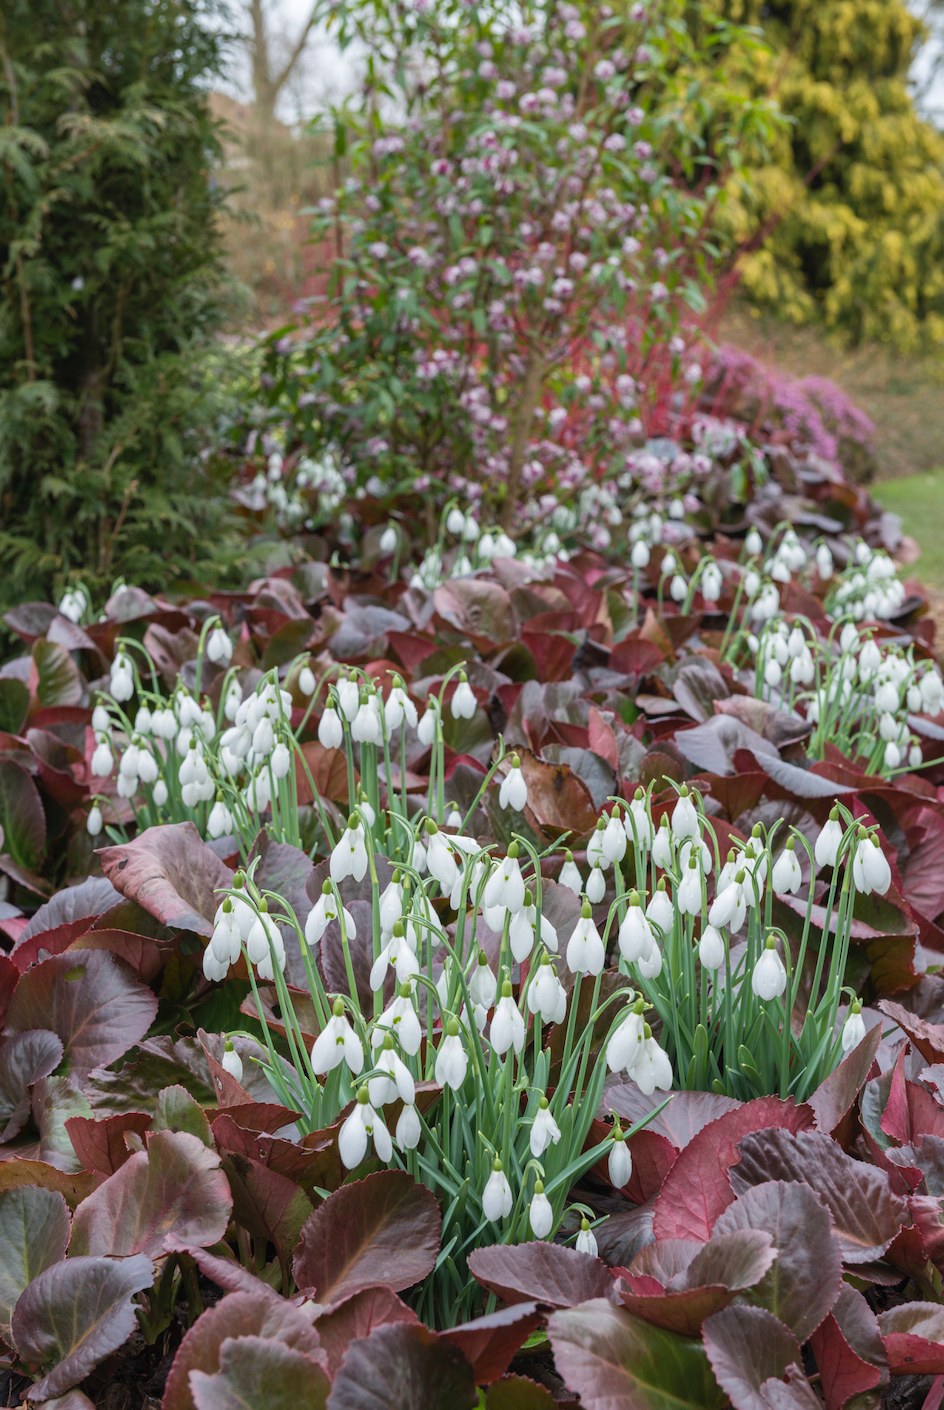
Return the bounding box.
[583,784,886,1100]
[58,583,89,624]
[202,828,662,1326]
[743,618,942,777]
[827,543,907,622]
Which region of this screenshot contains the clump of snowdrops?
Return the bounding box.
[207,827,666,1326]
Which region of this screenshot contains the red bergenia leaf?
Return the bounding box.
[441,1303,544,1385]
[807,1023,881,1135]
[0,1030,64,1144]
[98,822,233,936]
[468,1242,612,1309]
[292,1170,441,1304]
[652,1097,814,1241]
[702,1304,816,1410]
[878,1303,944,1374]
[189,1335,329,1410]
[0,1186,70,1336]
[809,1286,888,1410]
[312,1287,420,1378]
[327,1322,477,1410]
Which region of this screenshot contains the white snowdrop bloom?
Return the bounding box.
[884,741,902,770]
[297,665,316,697]
[368,1039,416,1107]
[446,507,467,536]
[426,828,459,896]
[251,715,275,758]
[858,639,882,678]
[585,865,606,904]
[435,1022,469,1091]
[209,901,242,967]
[566,903,606,976]
[651,818,674,870]
[58,586,88,623]
[576,1220,598,1257]
[630,539,650,570]
[203,947,230,982]
[772,841,802,896]
[633,1033,674,1096]
[874,679,900,715]
[379,524,398,556]
[91,703,111,733]
[606,1009,645,1074]
[499,758,529,811]
[396,1103,421,1151]
[701,562,722,602]
[469,953,498,1011]
[646,884,674,938]
[369,930,420,992]
[135,746,158,785]
[708,877,746,933]
[483,1162,513,1222]
[764,658,783,689]
[87,803,103,838]
[316,703,343,750]
[339,1091,392,1169]
[483,851,526,913]
[678,836,712,876]
[379,877,405,933]
[601,811,628,864]
[335,676,360,723]
[745,528,763,557]
[490,982,526,1055]
[330,819,369,884]
[625,792,653,849]
[527,958,567,1024]
[220,1043,243,1082]
[661,551,677,575]
[373,989,422,1056]
[752,940,787,1001]
[91,739,114,778]
[351,696,383,745]
[118,743,141,781]
[636,944,663,979]
[133,705,152,735]
[207,799,234,840]
[270,740,291,781]
[530,1099,562,1158]
[677,859,703,916]
[384,681,417,732]
[852,834,891,895]
[311,1001,364,1076]
[618,895,655,964]
[152,779,168,807]
[529,1182,554,1239]
[816,543,834,578]
[445,804,463,829]
[223,680,243,723]
[305,886,356,947]
[509,904,537,964]
[608,1131,632,1188]
[815,813,844,869]
[670,574,687,602]
[451,676,477,720]
[417,699,440,747]
[245,906,284,972]
[110,653,134,702]
[206,625,233,666]
[841,1003,867,1054]
[920,669,944,713]
[909,743,923,768]
[559,852,583,893]
[699,924,725,971]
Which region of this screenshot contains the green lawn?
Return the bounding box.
[874,468,944,592]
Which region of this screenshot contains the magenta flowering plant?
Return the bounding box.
[247,0,777,540]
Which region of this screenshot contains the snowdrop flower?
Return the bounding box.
[153,779,168,807]
[336,675,360,723]
[110,652,134,703]
[435,1019,468,1090]
[426,825,459,897]
[417,698,440,747]
[852,832,891,895]
[698,924,725,971]
[396,1103,421,1151]
[841,1000,867,1054]
[530,1097,562,1158]
[625,789,653,849]
[446,507,467,536]
[379,524,398,555]
[815,810,844,869]
[752,937,787,1001]
[87,803,103,837]
[339,1088,392,1168]
[221,1041,243,1082]
[602,810,628,864]
[633,1030,673,1095]
[618,894,655,964]
[451,674,477,720]
[203,948,229,982]
[708,874,746,933]
[651,817,673,870]
[586,865,606,904]
[636,944,663,980]
[671,789,699,843]
[772,839,802,896]
[576,1219,598,1256]
[701,562,722,602]
[370,926,420,991]
[91,702,111,733]
[745,527,763,557]
[311,999,364,1076]
[608,1125,632,1188]
[298,664,316,697]
[677,857,703,916]
[483,847,525,913]
[670,574,687,603]
[566,901,606,976]
[245,904,285,977]
[330,818,369,884]
[206,625,233,666]
[606,1007,645,1074]
[527,957,567,1023]
[58,586,88,623]
[305,882,356,947]
[373,986,422,1056]
[384,678,417,732]
[469,952,498,1011]
[529,1180,554,1239]
[559,851,583,893]
[209,899,242,968]
[91,737,114,778]
[646,881,674,937]
[499,756,529,811]
[490,980,525,1055]
[483,1160,513,1222]
[352,694,383,745]
[368,1035,416,1107]
[317,705,343,750]
[207,798,234,840]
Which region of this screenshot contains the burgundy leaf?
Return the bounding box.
[69,1130,232,1258]
[10,1254,154,1401]
[312,1287,420,1377]
[617,1230,777,1337]
[98,822,233,936]
[468,1242,612,1309]
[702,1304,805,1410]
[186,1247,279,1298]
[326,1322,477,1410]
[63,1112,152,1175]
[5,951,157,1077]
[878,1304,944,1374]
[652,1098,814,1241]
[731,1129,910,1263]
[807,1023,881,1135]
[17,878,119,945]
[221,1152,313,1261]
[0,760,47,872]
[809,1286,888,1410]
[293,1170,441,1304]
[190,1335,330,1410]
[548,1299,726,1410]
[441,1303,544,1384]
[0,1030,64,1144]
[0,1186,70,1335]
[163,1291,327,1410]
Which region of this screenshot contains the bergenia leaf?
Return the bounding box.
[808,1286,888,1410]
[877,1303,944,1375]
[326,1322,477,1410]
[98,822,233,936]
[468,1242,612,1309]
[189,1335,330,1410]
[702,1304,810,1410]
[0,1186,70,1337]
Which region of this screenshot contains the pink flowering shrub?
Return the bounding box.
[242,0,776,539]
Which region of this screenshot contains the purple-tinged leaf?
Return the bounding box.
[0,760,46,871]
[485,1378,560,1410]
[702,1304,808,1410]
[31,639,84,708]
[468,1242,612,1310]
[293,1170,440,1304]
[69,1130,232,1258]
[809,1286,888,1410]
[98,822,233,936]
[731,1129,910,1263]
[616,1230,778,1337]
[312,1287,420,1378]
[153,1085,212,1146]
[0,1030,64,1144]
[807,1024,881,1135]
[549,1299,726,1410]
[5,951,157,1077]
[64,1112,152,1175]
[327,1322,477,1410]
[17,878,119,945]
[10,1253,154,1401]
[713,1181,841,1340]
[222,1153,313,1261]
[652,1098,814,1241]
[186,1246,279,1298]
[441,1303,543,1385]
[163,1290,327,1410]
[0,1187,70,1336]
[878,1304,944,1374]
[190,1335,330,1410]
